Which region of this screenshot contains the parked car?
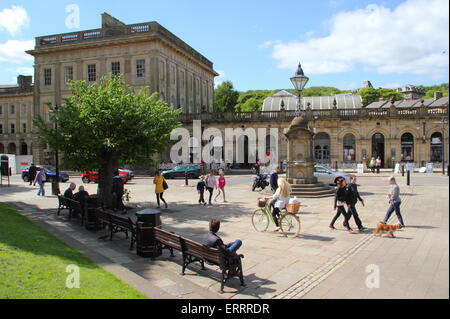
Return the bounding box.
[81,169,133,184]
[161,164,201,179]
[313,165,350,185]
[22,165,70,183]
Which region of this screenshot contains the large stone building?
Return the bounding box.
[0,13,448,171]
[24,13,217,164]
[0,76,34,156]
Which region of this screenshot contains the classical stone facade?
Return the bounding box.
[178,93,449,170]
[0,76,34,156]
[25,13,217,164]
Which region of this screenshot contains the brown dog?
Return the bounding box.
[373,223,402,237]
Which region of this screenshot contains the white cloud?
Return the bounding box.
[0,5,30,35]
[0,40,34,63]
[263,0,449,78]
[15,66,34,75]
[214,70,226,88]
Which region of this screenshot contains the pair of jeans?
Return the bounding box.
[347,204,363,229]
[198,190,205,204]
[206,187,214,204]
[330,205,351,230]
[37,183,45,196]
[384,200,404,225]
[226,240,242,252]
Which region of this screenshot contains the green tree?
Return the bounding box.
[34,75,180,207]
[378,88,403,102]
[358,87,381,106]
[214,81,239,112]
[235,97,261,112]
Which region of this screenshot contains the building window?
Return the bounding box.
[430,132,443,162]
[44,68,52,85]
[111,62,121,75]
[314,132,331,162]
[9,104,15,115]
[136,59,145,78]
[0,124,3,134]
[343,133,356,162]
[10,123,15,134]
[22,122,27,133]
[400,133,414,161]
[21,104,27,116]
[64,66,73,83]
[0,105,3,116]
[87,64,96,82]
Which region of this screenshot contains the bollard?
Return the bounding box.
[185,170,188,186]
[406,170,410,186]
[401,164,405,176]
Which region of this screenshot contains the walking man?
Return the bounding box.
[383,176,405,227]
[28,163,37,185]
[345,176,366,231]
[270,166,280,194]
[205,170,217,205]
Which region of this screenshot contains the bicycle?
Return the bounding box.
[252,198,301,238]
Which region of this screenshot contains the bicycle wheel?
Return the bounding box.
[280,213,301,238]
[252,209,269,232]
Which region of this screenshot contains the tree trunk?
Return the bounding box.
[97,154,117,209]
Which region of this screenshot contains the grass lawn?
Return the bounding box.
[0,202,147,299]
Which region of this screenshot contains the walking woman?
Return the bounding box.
[205,170,217,205]
[329,178,353,233]
[214,171,227,202]
[270,178,291,232]
[153,171,168,209]
[369,157,376,174]
[383,176,405,227]
[375,156,382,174]
[34,167,46,196]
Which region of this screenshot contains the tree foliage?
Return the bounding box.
[214,81,239,112]
[34,75,181,207]
[418,83,449,98]
[357,87,403,106]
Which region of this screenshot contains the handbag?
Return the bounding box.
[163,179,168,190]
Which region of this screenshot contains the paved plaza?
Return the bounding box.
[0,172,448,299]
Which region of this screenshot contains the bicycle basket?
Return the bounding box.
[257,198,268,207]
[285,202,300,214]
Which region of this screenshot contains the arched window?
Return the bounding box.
[401,133,414,161]
[372,133,385,166]
[343,134,356,162]
[7,143,16,154]
[20,142,28,155]
[0,143,4,153]
[314,132,330,163]
[430,132,443,162]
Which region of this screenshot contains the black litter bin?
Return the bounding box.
[135,209,161,257]
[85,195,101,231]
[51,182,59,195]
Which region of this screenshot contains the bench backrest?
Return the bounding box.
[97,209,111,223]
[179,237,220,265]
[109,214,133,230]
[154,228,182,250]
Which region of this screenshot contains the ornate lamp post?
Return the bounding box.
[290,62,309,115]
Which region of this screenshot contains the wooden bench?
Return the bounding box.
[154,227,182,257]
[97,210,136,250]
[153,227,245,292]
[57,196,83,222]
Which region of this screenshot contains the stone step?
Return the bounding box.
[288,182,330,188]
[291,189,335,196]
[290,185,332,191]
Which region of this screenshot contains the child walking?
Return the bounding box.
[214,172,227,202]
[197,176,206,205]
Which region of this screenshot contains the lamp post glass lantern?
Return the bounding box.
[290,62,309,115]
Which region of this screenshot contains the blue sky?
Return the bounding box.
[0,0,448,91]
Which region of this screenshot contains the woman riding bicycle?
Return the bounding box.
[269,178,291,232]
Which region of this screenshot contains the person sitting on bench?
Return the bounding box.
[202,218,242,253]
[64,183,76,199]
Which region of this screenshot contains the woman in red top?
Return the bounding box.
[214,171,227,202]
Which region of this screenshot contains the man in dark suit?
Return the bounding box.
[64,183,76,199]
[345,175,366,231]
[28,163,37,185]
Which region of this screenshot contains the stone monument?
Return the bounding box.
[285,115,317,184]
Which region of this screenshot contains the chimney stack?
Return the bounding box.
[434,91,443,100]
